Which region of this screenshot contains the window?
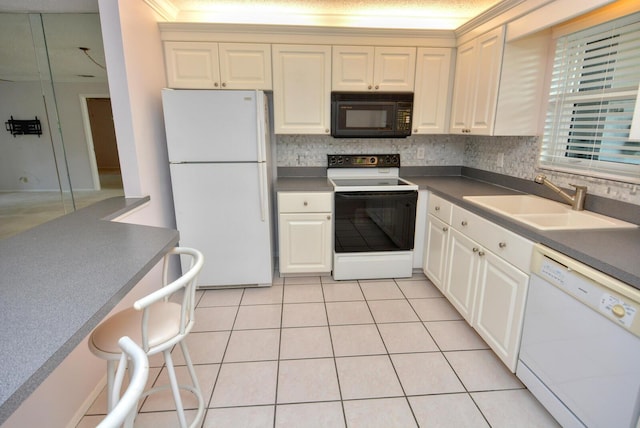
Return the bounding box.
[540,12,640,183]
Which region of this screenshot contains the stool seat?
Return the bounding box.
[90,302,183,357]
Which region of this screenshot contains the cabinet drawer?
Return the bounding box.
[278,192,332,213]
[428,194,452,223]
[452,205,533,272]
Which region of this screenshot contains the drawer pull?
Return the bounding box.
[472,247,479,253]
[498,242,507,248]
[442,227,449,232]
[478,251,485,257]
[461,221,468,226]
[435,206,440,211]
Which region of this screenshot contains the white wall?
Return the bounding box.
[0,82,60,191]
[0,80,110,191]
[98,0,174,228]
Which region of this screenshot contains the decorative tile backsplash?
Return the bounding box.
[276,135,465,167]
[463,136,640,205]
[275,134,639,205]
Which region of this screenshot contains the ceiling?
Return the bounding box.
[0,0,507,29]
[0,0,507,83]
[162,0,506,29]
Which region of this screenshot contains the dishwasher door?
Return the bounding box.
[518,272,640,428]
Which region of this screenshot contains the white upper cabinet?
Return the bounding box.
[272,44,332,134]
[218,43,272,90]
[332,46,416,92]
[164,41,272,90]
[449,27,504,135]
[450,26,550,136]
[164,41,220,89]
[412,48,453,134]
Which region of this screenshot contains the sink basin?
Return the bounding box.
[464,194,637,230]
[463,194,568,215]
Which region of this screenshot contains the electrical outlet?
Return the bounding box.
[417,147,425,159]
[497,152,504,168]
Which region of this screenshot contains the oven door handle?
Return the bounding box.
[335,191,417,199]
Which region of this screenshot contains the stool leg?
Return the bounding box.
[180,341,205,425]
[106,360,116,411]
[163,349,188,428]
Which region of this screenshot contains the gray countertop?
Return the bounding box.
[0,197,179,424]
[276,171,640,290]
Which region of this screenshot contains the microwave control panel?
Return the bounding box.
[396,103,413,134]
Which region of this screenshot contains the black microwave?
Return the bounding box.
[331,92,413,138]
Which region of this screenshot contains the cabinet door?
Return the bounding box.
[474,250,529,371]
[449,40,475,133]
[279,212,332,274]
[444,228,480,322]
[332,46,375,91]
[413,48,452,134]
[272,44,332,134]
[373,47,416,92]
[423,214,450,291]
[218,43,272,90]
[469,26,505,135]
[164,41,220,89]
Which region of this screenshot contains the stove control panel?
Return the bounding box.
[328,154,400,168]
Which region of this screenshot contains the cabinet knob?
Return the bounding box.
[325,129,330,134]
[472,247,479,253]
[442,227,448,232]
[375,85,379,90]
[214,82,219,87]
[435,206,440,211]
[327,215,331,220]
[498,242,507,248]
[368,85,372,90]
[461,221,468,226]
[222,82,227,87]
[303,201,308,206]
[478,251,485,257]
[414,129,418,133]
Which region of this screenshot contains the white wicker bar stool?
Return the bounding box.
[89,247,205,428]
[97,336,148,428]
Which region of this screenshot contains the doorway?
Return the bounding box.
[82,96,122,190]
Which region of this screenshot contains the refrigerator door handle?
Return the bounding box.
[258,162,268,222]
[256,90,266,163]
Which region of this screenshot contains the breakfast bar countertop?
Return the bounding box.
[0,197,179,424]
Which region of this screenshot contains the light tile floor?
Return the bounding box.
[78,273,560,427]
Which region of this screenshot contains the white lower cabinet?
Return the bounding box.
[424,192,533,372]
[444,228,480,322]
[278,192,333,275]
[474,250,529,370]
[423,214,450,292]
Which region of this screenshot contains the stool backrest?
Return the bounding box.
[97,336,149,428]
[133,247,204,353]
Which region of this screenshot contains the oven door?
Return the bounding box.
[334,190,417,253]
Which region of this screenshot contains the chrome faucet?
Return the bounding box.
[534,174,587,211]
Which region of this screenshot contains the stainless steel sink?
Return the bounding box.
[463,194,637,230]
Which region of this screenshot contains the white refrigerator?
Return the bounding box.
[162,89,273,287]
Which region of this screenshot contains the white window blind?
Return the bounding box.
[540,12,640,183]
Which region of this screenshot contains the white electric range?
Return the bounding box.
[327,154,419,281]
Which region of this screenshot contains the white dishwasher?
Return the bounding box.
[517,244,640,428]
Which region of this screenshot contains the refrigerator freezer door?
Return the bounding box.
[162,89,264,163]
[170,162,273,286]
